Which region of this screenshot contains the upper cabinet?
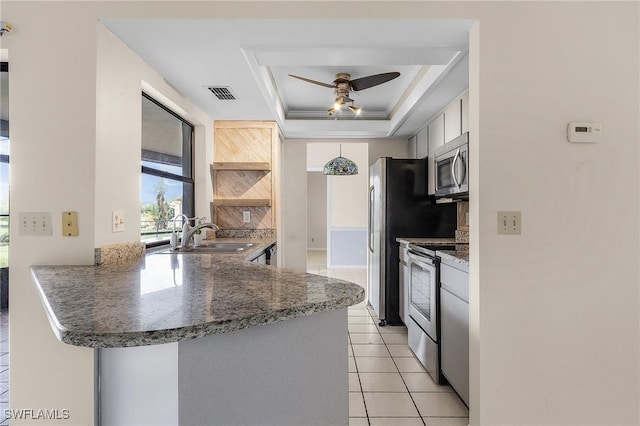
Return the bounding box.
[461,90,470,135]
[426,90,469,195]
[427,114,445,195]
[444,99,462,143]
[416,126,428,159]
[408,134,417,159]
[212,121,279,229]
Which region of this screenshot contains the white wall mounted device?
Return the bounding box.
[567,122,601,143]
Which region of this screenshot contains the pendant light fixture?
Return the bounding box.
[323,144,358,176]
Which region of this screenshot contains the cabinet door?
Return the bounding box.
[416,126,428,159]
[461,90,469,134]
[427,115,445,195]
[408,135,417,159]
[444,98,462,143]
[440,287,469,406]
[398,245,410,325]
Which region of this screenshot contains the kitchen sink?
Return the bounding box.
[156,242,255,254]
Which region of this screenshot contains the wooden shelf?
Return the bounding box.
[214,199,271,207]
[212,162,270,171]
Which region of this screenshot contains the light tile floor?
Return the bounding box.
[308,251,469,426]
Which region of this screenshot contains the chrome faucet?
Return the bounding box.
[180,222,220,249]
[171,214,189,250]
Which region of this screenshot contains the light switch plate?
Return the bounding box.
[19,212,52,236]
[112,210,125,233]
[497,211,521,235]
[62,211,79,236]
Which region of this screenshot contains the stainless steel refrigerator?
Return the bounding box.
[367,157,457,326]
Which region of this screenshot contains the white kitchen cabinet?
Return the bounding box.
[444,99,462,143]
[416,126,428,159]
[440,260,469,406]
[408,134,417,159]
[427,115,445,195]
[461,90,469,134]
[398,242,410,325]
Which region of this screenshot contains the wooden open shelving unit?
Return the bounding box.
[211,121,278,229]
[213,199,271,207]
[212,162,270,171]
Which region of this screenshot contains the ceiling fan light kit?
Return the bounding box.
[289,71,400,116]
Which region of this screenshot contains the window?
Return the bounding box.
[140,93,194,246]
[0,62,8,269]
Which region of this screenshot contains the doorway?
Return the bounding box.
[305,143,368,288]
[306,171,327,274]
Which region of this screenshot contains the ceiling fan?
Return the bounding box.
[288,71,401,116]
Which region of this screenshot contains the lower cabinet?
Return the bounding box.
[398,243,410,325]
[250,250,267,264]
[440,261,469,406]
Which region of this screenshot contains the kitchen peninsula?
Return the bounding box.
[30,241,364,426]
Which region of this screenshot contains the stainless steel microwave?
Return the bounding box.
[434,132,469,198]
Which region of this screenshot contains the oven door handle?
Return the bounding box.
[408,251,437,267]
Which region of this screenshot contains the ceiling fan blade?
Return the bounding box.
[288,74,335,89]
[350,72,401,91]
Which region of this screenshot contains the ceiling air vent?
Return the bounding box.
[207,86,236,100]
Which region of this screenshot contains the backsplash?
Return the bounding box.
[215,229,277,239]
[456,201,469,232]
[95,242,145,266]
[455,230,469,244]
[455,201,469,247]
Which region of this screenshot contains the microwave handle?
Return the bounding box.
[451,148,461,188]
[456,149,467,186]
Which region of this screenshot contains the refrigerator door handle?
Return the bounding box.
[368,185,375,252]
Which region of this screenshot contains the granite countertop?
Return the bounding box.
[437,250,469,270]
[30,238,365,348]
[396,237,457,245]
[396,237,469,268]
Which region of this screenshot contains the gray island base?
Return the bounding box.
[31,244,364,426]
[101,308,347,426]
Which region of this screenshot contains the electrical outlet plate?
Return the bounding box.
[112,210,125,233]
[19,212,52,236]
[497,211,521,235]
[242,210,251,223]
[62,211,79,236]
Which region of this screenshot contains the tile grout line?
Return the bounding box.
[378,323,427,426]
[348,328,372,426]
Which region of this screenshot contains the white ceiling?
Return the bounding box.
[102,19,473,139]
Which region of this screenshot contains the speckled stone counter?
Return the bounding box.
[396,236,469,269]
[30,238,365,348]
[396,237,457,245]
[437,250,470,270]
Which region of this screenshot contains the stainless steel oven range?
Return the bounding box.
[407,242,455,384]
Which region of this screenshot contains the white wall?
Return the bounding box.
[5,6,98,422]
[306,172,327,250]
[3,2,639,426]
[470,3,638,423]
[4,8,213,424]
[95,25,212,246]
[368,137,412,166]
